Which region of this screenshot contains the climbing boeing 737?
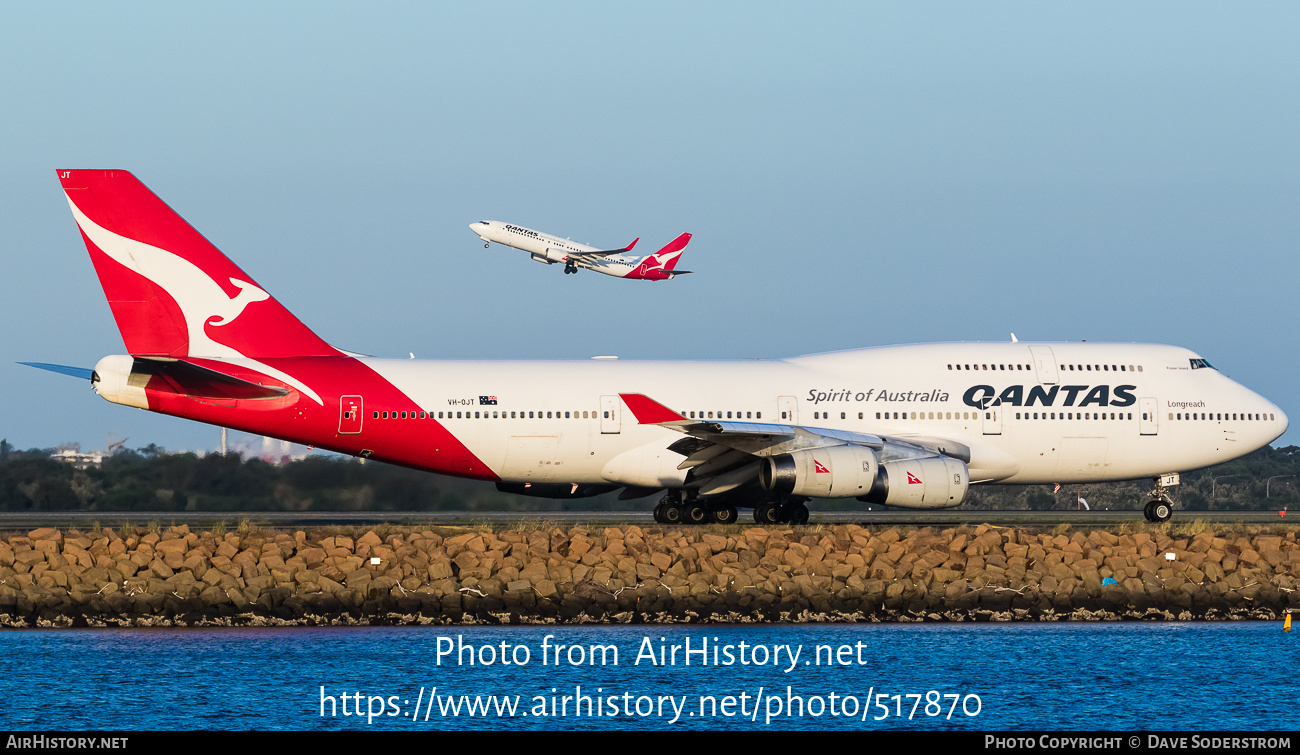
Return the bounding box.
[28,170,1287,525]
[469,220,691,279]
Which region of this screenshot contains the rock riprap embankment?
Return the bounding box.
[1,524,1297,626]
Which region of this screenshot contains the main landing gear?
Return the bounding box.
[753,496,809,525]
[651,492,740,525]
[564,261,578,275]
[1143,476,1175,523]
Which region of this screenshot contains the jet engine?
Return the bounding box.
[530,247,568,265]
[759,444,879,498]
[858,457,969,509]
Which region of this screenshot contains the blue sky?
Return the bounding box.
[2,2,1297,454]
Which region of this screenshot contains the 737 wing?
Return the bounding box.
[567,238,638,267]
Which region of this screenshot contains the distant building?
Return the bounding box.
[49,444,107,470]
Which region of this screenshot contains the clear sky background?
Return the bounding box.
[2,2,1296,455]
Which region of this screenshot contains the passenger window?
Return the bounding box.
[841,412,846,420]
[604,411,610,418]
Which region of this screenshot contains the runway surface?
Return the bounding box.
[0,508,1292,529]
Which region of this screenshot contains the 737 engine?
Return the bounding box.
[759,444,970,508]
[530,247,568,265]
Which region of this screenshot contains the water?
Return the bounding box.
[0,623,1293,730]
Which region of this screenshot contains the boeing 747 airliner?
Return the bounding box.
[29,171,1287,525]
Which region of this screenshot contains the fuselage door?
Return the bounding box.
[600,395,621,434]
[778,396,798,425]
[982,406,1003,435]
[338,395,363,435]
[1139,397,1158,436]
[1030,346,1058,385]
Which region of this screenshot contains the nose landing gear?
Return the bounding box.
[1143,476,1176,522]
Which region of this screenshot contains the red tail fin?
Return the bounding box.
[625,232,691,280]
[58,170,339,359]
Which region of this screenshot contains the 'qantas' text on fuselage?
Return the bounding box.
[962,384,1138,409]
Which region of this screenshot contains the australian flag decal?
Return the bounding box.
[479,396,498,405]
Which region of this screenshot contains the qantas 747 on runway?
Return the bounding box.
[30,170,1287,525]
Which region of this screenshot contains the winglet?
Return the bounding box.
[625,238,639,252]
[619,393,687,424]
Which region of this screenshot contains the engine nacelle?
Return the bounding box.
[859,457,969,509]
[759,444,878,498]
[531,247,568,265]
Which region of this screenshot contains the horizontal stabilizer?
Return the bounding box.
[134,357,292,401]
[19,362,95,380]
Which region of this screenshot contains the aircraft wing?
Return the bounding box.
[568,238,639,265]
[619,393,969,496]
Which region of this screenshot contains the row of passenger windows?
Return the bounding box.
[1172,412,1274,421]
[374,410,612,419]
[368,407,1272,423]
[948,363,1142,372]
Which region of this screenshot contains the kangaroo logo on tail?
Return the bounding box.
[63,174,330,404]
[626,232,693,280]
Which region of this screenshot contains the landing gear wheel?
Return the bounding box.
[683,501,708,525]
[754,501,781,524]
[653,502,667,523]
[1150,498,1173,523]
[788,502,810,525]
[712,504,739,525]
[661,504,683,524]
[1143,500,1154,522]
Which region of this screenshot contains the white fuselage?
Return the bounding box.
[470,220,642,277]
[356,341,1287,488]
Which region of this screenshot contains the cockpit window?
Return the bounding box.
[1189,358,1215,370]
